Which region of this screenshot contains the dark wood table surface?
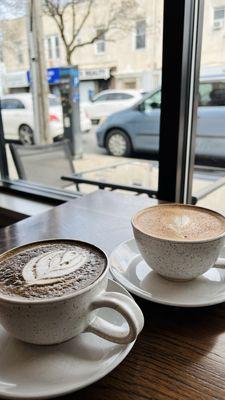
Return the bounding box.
[0,190,225,400]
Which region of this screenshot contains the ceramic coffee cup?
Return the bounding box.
[132,204,225,281]
[0,240,144,345]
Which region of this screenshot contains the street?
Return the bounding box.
[82,127,106,155]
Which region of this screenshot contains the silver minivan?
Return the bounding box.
[96,77,225,166]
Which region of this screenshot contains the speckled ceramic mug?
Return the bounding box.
[132,204,225,281]
[0,240,144,345]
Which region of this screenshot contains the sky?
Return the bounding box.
[0,0,27,20]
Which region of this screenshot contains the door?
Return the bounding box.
[132,90,161,153]
[197,82,225,162]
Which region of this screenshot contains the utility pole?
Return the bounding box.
[27,0,50,144]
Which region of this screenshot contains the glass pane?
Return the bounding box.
[0,0,163,197]
[192,0,225,215]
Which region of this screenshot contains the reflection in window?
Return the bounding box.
[135,20,146,49]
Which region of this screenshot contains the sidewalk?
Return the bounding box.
[6,143,225,215]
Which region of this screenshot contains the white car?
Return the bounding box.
[1,93,63,144]
[1,93,91,144]
[83,89,145,125]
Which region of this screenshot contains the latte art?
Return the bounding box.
[168,215,191,239]
[134,204,225,241]
[0,241,106,299]
[22,250,87,286]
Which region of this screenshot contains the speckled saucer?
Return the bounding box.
[110,239,225,307]
[0,279,135,400]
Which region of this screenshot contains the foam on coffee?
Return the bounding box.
[134,204,225,241]
[0,241,106,299]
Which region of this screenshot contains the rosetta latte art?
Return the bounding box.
[22,250,87,286]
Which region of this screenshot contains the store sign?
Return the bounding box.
[79,68,110,80]
[27,67,79,85]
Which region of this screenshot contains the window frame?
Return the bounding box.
[0,0,204,205]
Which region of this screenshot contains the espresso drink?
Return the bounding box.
[0,241,106,299]
[135,204,225,241]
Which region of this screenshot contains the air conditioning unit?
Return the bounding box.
[213,20,224,30]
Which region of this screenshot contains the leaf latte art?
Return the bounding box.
[22,250,87,286]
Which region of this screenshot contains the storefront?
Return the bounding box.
[79,67,112,102]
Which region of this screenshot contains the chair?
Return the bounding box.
[9,140,79,191]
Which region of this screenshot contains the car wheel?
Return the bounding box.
[106,129,131,157]
[19,124,34,145]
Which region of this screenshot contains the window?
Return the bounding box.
[142,91,161,111]
[93,94,108,102]
[213,7,225,29]
[49,96,61,107]
[16,42,24,64]
[135,20,146,49]
[0,33,3,63]
[199,82,225,106]
[46,35,60,60]
[214,7,225,21]
[1,99,25,109]
[106,93,133,100]
[95,30,105,54]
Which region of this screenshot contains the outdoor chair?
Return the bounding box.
[9,140,79,191]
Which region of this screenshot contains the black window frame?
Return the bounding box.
[0,0,204,204]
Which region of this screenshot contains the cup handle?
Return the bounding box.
[214,257,225,269]
[85,292,144,344]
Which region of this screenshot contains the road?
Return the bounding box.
[81,127,106,155]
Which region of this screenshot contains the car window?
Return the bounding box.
[93,94,108,102]
[1,99,25,109]
[106,93,133,100]
[49,96,61,107]
[142,90,161,111]
[199,82,225,106]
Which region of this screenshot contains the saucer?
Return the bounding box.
[110,238,225,308]
[0,279,135,399]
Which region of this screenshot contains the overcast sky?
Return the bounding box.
[0,0,27,20]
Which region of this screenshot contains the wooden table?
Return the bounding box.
[0,190,225,400]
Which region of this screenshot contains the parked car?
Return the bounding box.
[1,93,91,145]
[1,93,63,144]
[84,89,145,125]
[96,78,225,166]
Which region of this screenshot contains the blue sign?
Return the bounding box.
[27,67,79,85]
[47,68,60,84]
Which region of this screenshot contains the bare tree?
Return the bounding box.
[43,0,139,64]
